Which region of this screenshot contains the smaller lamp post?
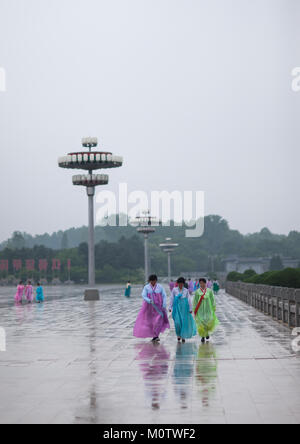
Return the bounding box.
[133,211,160,284]
[159,238,179,283]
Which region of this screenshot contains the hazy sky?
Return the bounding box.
[0,0,299,242]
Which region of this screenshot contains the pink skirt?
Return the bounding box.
[133,293,170,338]
[15,291,23,303]
[25,290,33,302]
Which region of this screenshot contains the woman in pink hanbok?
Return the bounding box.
[188,278,194,295]
[169,280,175,292]
[15,281,24,304]
[134,275,170,342]
[25,281,34,303]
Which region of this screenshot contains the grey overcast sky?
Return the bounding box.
[0,0,299,242]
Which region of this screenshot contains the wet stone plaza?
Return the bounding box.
[0,286,299,424]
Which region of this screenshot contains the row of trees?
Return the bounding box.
[0,236,145,284]
[3,215,300,263]
[1,215,300,284]
[227,268,300,289]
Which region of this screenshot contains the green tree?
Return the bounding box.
[227,271,243,282]
[9,232,26,250]
[61,232,69,250]
[243,269,257,279]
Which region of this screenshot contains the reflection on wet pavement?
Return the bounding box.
[173,343,197,410]
[195,344,217,409]
[0,287,299,424]
[136,343,170,411]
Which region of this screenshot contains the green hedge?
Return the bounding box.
[227,268,300,288]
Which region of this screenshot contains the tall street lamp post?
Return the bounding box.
[58,137,123,300]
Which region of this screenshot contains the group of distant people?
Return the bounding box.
[169,278,220,296]
[14,281,45,304]
[128,275,220,344]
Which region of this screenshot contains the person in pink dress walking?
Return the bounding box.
[25,281,34,303]
[133,275,170,343]
[188,278,194,295]
[14,281,24,304]
[169,280,175,292]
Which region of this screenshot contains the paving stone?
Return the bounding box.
[0,287,299,424]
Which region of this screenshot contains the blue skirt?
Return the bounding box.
[172,296,197,339]
[36,289,44,302]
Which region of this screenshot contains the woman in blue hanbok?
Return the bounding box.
[169,277,197,342]
[125,281,131,298]
[36,283,44,303]
[194,280,200,292]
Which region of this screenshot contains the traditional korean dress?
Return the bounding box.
[213,281,220,295]
[36,285,44,303]
[25,285,34,302]
[125,283,131,298]
[194,281,200,292]
[188,280,194,295]
[133,283,170,338]
[14,285,24,303]
[169,281,175,292]
[170,287,196,339]
[193,287,219,338]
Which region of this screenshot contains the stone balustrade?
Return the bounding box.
[225,281,300,328]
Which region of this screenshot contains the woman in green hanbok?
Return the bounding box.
[193,278,219,343]
[213,280,220,295]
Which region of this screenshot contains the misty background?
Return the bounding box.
[0,0,300,242]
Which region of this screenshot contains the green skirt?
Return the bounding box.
[194,299,219,338]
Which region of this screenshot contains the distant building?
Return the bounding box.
[223,257,269,274]
[282,258,299,269]
[223,256,299,274]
